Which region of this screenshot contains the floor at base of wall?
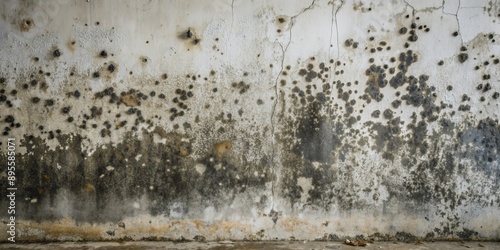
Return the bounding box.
[1,241,500,250]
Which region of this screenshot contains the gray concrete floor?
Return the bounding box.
[1,241,499,250]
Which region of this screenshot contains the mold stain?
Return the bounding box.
[20,18,34,32]
[67,40,76,53]
[214,140,232,159]
[120,94,139,107]
[178,28,202,50]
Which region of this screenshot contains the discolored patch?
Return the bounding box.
[20,18,34,31]
[120,94,139,107]
[214,141,232,159]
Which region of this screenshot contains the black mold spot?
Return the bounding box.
[5,115,14,123]
[493,92,499,99]
[106,64,115,73]
[31,97,40,103]
[391,100,402,108]
[458,104,471,111]
[53,49,61,57]
[93,72,100,78]
[44,99,54,107]
[399,27,408,35]
[483,83,491,92]
[344,39,353,47]
[383,109,393,119]
[459,118,500,165]
[408,33,418,42]
[364,64,387,102]
[458,53,468,63]
[390,72,406,89]
[407,121,428,154]
[452,31,459,36]
[61,106,71,114]
[371,110,380,118]
[100,50,108,58]
[457,229,479,241]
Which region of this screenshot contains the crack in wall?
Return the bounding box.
[231,0,235,29]
[329,0,344,117]
[402,0,416,16]
[442,0,464,46]
[400,0,464,46]
[269,0,316,215]
[333,0,344,62]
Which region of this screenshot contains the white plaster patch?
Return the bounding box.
[297,177,313,204]
[195,163,206,175]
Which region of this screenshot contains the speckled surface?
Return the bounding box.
[0,0,499,242]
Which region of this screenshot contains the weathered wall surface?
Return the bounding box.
[0,0,499,242]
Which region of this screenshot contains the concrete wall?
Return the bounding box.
[0,0,499,242]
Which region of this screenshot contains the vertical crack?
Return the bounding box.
[329,0,344,117]
[269,0,316,213]
[455,0,464,46]
[231,0,235,29]
[402,0,416,16]
[333,0,344,64]
[442,0,464,46]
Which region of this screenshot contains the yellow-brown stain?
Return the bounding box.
[153,126,169,139]
[20,18,34,31]
[275,15,289,34]
[192,219,206,230]
[85,183,94,192]
[17,217,103,241]
[178,147,190,157]
[67,40,76,53]
[214,141,232,159]
[208,220,251,234]
[120,94,139,107]
[279,217,310,232]
[177,28,202,51]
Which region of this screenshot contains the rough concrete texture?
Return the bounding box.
[0,0,499,243]
[2,241,500,250]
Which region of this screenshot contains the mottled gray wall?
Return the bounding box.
[0,0,499,242]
